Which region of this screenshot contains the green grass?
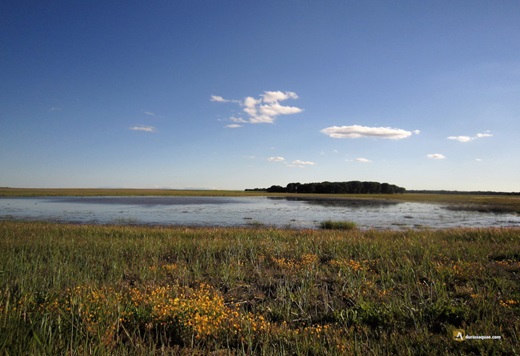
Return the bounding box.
[1,221,519,354]
[319,220,357,230]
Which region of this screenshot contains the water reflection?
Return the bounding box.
[269,196,400,208]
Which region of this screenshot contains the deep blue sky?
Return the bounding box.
[1,1,519,191]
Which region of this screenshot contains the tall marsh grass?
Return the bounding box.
[319,220,357,230]
[1,221,519,354]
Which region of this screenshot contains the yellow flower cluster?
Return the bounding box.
[496,260,520,269]
[8,283,277,347]
[500,299,518,307]
[329,259,367,272]
[1,284,352,352]
[271,253,319,270]
[301,253,320,265]
[149,263,178,272]
[451,261,484,276]
[65,286,124,339]
[378,288,393,298]
[1,291,65,317]
[127,283,270,341]
[433,260,484,278]
[304,323,330,335]
[162,263,178,272]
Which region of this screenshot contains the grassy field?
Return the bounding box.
[1,187,520,214]
[1,221,519,354]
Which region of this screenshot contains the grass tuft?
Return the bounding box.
[319,220,357,230]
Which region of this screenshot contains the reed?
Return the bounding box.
[1,221,518,354]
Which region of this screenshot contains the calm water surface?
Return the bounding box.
[1,196,519,230]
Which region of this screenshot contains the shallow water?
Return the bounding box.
[1,196,519,230]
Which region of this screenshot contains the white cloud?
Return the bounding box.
[475,158,483,162]
[447,132,493,143]
[288,160,316,168]
[230,117,247,123]
[144,111,155,116]
[210,95,230,102]
[291,160,315,166]
[129,125,155,133]
[355,157,372,163]
[261,91,298,103]
[225,124,242,129]
[212,91,303,125]
[248,115,273,124]
[427,153,446,159]
[447,136,472,143]
[266,156,316,168]
[320,125,413,140]
[259,102,302,116]
[243,96,260,108]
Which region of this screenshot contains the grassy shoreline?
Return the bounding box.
[1,221,519,354]
[1,187,520,214]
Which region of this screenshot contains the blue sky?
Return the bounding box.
[1,1,519,191]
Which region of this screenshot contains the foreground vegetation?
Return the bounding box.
[1,221,519,354]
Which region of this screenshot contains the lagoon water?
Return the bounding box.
[1,196,519,230]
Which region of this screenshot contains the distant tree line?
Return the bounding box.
[246,181,406,194]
